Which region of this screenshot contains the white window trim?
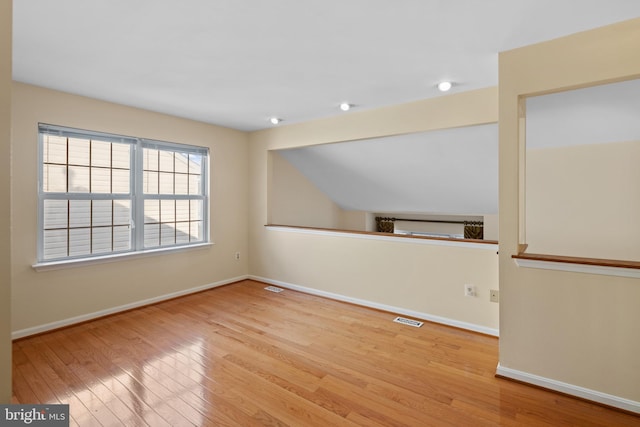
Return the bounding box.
[512,257,640,279]
[37,123,210,264]
[32,242,214,272]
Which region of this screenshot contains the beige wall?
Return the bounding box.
[269,150,343,228]
[500,17,640,402]
[11,83,250,333]
[337,210,369,231]
[250,87,500,332]
[255,229,499,329]
[526,140,640,260]
[0,0,11,404]
[483,214,499,241]
[270,150,369,231]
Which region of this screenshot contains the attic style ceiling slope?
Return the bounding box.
[12,1,640,131]
[279,124,499,215]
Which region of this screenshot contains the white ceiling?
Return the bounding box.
[12,1,640,131]
[12,1,640,217]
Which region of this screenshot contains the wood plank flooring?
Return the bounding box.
[12,279,640,426]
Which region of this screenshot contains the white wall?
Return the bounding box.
[11,83,250,334]
[394,220,464,237]
[250,87,500,333]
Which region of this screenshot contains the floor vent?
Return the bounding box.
[264,286,284,293]
[393,317,423,328]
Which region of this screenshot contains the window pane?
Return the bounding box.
[113,226,131,251]
[91,167,111,193]
[190,221,202,242]
[160,223,175,246]
[189,153,202,174]
[143,171,158,194]
[175,200,189,222]
[188,175,201,195]
[175,174,188,195]
[43,164,67,192]
[160,200,175,222]
[91,140,111,167]
[43,200,68,229]
[143,148,158,171]
[68,166,90,192]
[112,143,130,169]
[175,152,189,173]
[69,200,90,228]
[39,126,208,262]
[92,227,112,254]
[190,200,203,221]
[159,172,173,194]
[43,135,67,164]
[159,151,174,172]
[144,223,160,248]
[69,228,90,257]
[112,169,130,194]
[176,222,190,244]
[43,229,67,259]
[113,200,130,226]
[92,200,112,227]
[144,200,160,223]
[68,138,90,166]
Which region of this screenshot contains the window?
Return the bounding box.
[38,124,209,263]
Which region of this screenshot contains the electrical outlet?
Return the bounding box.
[490,289,500,303]
[235,252,240,260]
[464,284,476,297]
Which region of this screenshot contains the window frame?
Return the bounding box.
[37,123,210,264]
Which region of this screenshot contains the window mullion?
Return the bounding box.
[133,140,145,252]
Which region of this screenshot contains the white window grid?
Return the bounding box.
[37,124,209,262]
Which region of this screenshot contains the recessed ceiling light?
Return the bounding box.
[437,81,453,92]
[339,103,351,111]
[269,117,281,125]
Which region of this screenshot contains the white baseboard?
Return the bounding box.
[249,275,499,337]
[496,363,640,414]
[12,275,249,339]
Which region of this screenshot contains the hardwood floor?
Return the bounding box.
[12,279,640,426]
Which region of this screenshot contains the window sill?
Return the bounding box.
[32,242,214,272]
[512,252,640,279]
[265,224,498,250]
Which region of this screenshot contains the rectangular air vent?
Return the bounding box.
[264,286,284,293]
[393,317,423,328]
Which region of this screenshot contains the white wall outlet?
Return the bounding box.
[235,252,240,260]
[464,284,476,297]
[490,289,500,303]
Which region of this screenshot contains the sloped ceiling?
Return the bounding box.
[279,124,498,215]
[526,78,640,149]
